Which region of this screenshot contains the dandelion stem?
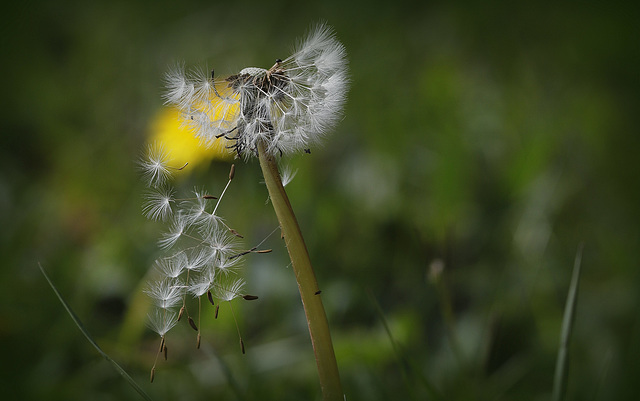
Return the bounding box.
[257,141,342,401]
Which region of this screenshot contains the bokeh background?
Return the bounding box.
[2,0,639,400]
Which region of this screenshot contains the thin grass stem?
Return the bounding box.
[552,243,584,401]
[38,263,153,401]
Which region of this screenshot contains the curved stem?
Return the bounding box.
[257,142,343,401]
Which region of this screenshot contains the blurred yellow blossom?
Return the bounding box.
[149,106,234,169]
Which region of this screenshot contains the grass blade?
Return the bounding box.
[367,289,442,401]
[551,243,584,401]
[38,263,154,401]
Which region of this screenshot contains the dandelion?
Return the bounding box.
[164,23,349,158]
[141,24,347,396]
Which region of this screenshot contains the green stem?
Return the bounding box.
[257,141,343,401]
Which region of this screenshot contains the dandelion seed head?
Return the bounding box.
[163,23,348,158]
[238,67,267,77]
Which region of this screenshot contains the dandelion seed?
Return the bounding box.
[222,295,246,355]
[155,253,186,278]
[182,189,211,226]
[188,269,215,297]
[280,165,298,187]
[148,308,179,337]
[214,278,246,302]
[158,213,188,249]
[188,316,198,331]
[205,228,238,262]
[164,63,194,111]
[185,249,208,272]
[196,211,223,238]
[145,279,183,310]
[143,187,175,221]
[215,253,242,276]
[228,228,243,238]
[140,144,173,188]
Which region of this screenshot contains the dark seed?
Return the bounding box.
[188,317,198,331]
[207,290,215,305]
[242,295,259,301]
[229,228,243,238]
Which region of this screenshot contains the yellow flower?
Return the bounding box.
[149,106,234,169]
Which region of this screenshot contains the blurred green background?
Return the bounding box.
[2,0,639,400]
